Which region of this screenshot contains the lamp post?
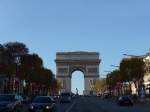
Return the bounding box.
[13,55,21,94]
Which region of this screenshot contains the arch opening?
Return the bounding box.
[71,71,84,95]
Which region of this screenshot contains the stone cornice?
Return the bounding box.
[57,75,99,78]
[55,59,101,64]
[84,75,99,78]
[57,75,71,78]
[56,51,99,55]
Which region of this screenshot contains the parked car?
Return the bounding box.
[101,93,111,99]
[28,96,56,112]
[60,92,71,103]
[0,94,23,112]
[117,96,133,106]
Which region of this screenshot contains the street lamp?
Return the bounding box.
[12,53,24,94]
[13,55,21,94]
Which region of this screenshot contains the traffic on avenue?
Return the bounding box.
[0,93,150,112]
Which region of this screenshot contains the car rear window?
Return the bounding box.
[0,94,15,101]
[122,97,129,100]
[33,97,52,103]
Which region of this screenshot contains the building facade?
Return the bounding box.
[143,51,150,95]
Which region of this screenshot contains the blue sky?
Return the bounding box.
[0,0,150,94]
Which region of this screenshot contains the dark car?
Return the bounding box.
[117,96,133,106]
[60,92,71,103]
[0,94,22,112]
[101,93,111,99]
[28,96,56,112]
[52,95,59,101]
[22,95,29,104]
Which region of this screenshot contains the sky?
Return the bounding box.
[0,0,150,94]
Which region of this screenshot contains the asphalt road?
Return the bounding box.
[22,96,150,112]
[56,96,150,112]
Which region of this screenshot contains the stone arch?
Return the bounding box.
[55,52,101,95]
[71,70,84,94]
[69,65,86,77]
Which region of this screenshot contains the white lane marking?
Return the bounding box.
[65,101,76,112]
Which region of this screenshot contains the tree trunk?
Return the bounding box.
[128,82,132,95]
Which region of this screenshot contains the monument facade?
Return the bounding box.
[55,52,101,95]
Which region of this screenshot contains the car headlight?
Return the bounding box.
[45,105,52,109]
[30,105,34,109]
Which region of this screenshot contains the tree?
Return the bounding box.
[106,70,121,95]
[19,54,44,95]
[2,42,29,77]
[0,44,5,74]
[50,79,59,95]
[0,42,29,92]
[37,68,54,86]
[19,54,43,80]
[94,79,106,94]
[120,57,145,95]
[19,54,57,95]
[106,70,121,86]
[4,42,29,56]
[1,42,58,95]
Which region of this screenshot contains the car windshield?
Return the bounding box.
[33,97,52,103]
[0,95,15,101]
[122,97,130,100]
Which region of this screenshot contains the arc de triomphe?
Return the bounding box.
[55,52,101,95]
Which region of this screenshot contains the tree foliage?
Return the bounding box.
[3,42,29,56]
[94,79,106,92]
[106,70,121,86]
[0,41,59,94]
[0,42,29,75]
[120,57,144,82]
